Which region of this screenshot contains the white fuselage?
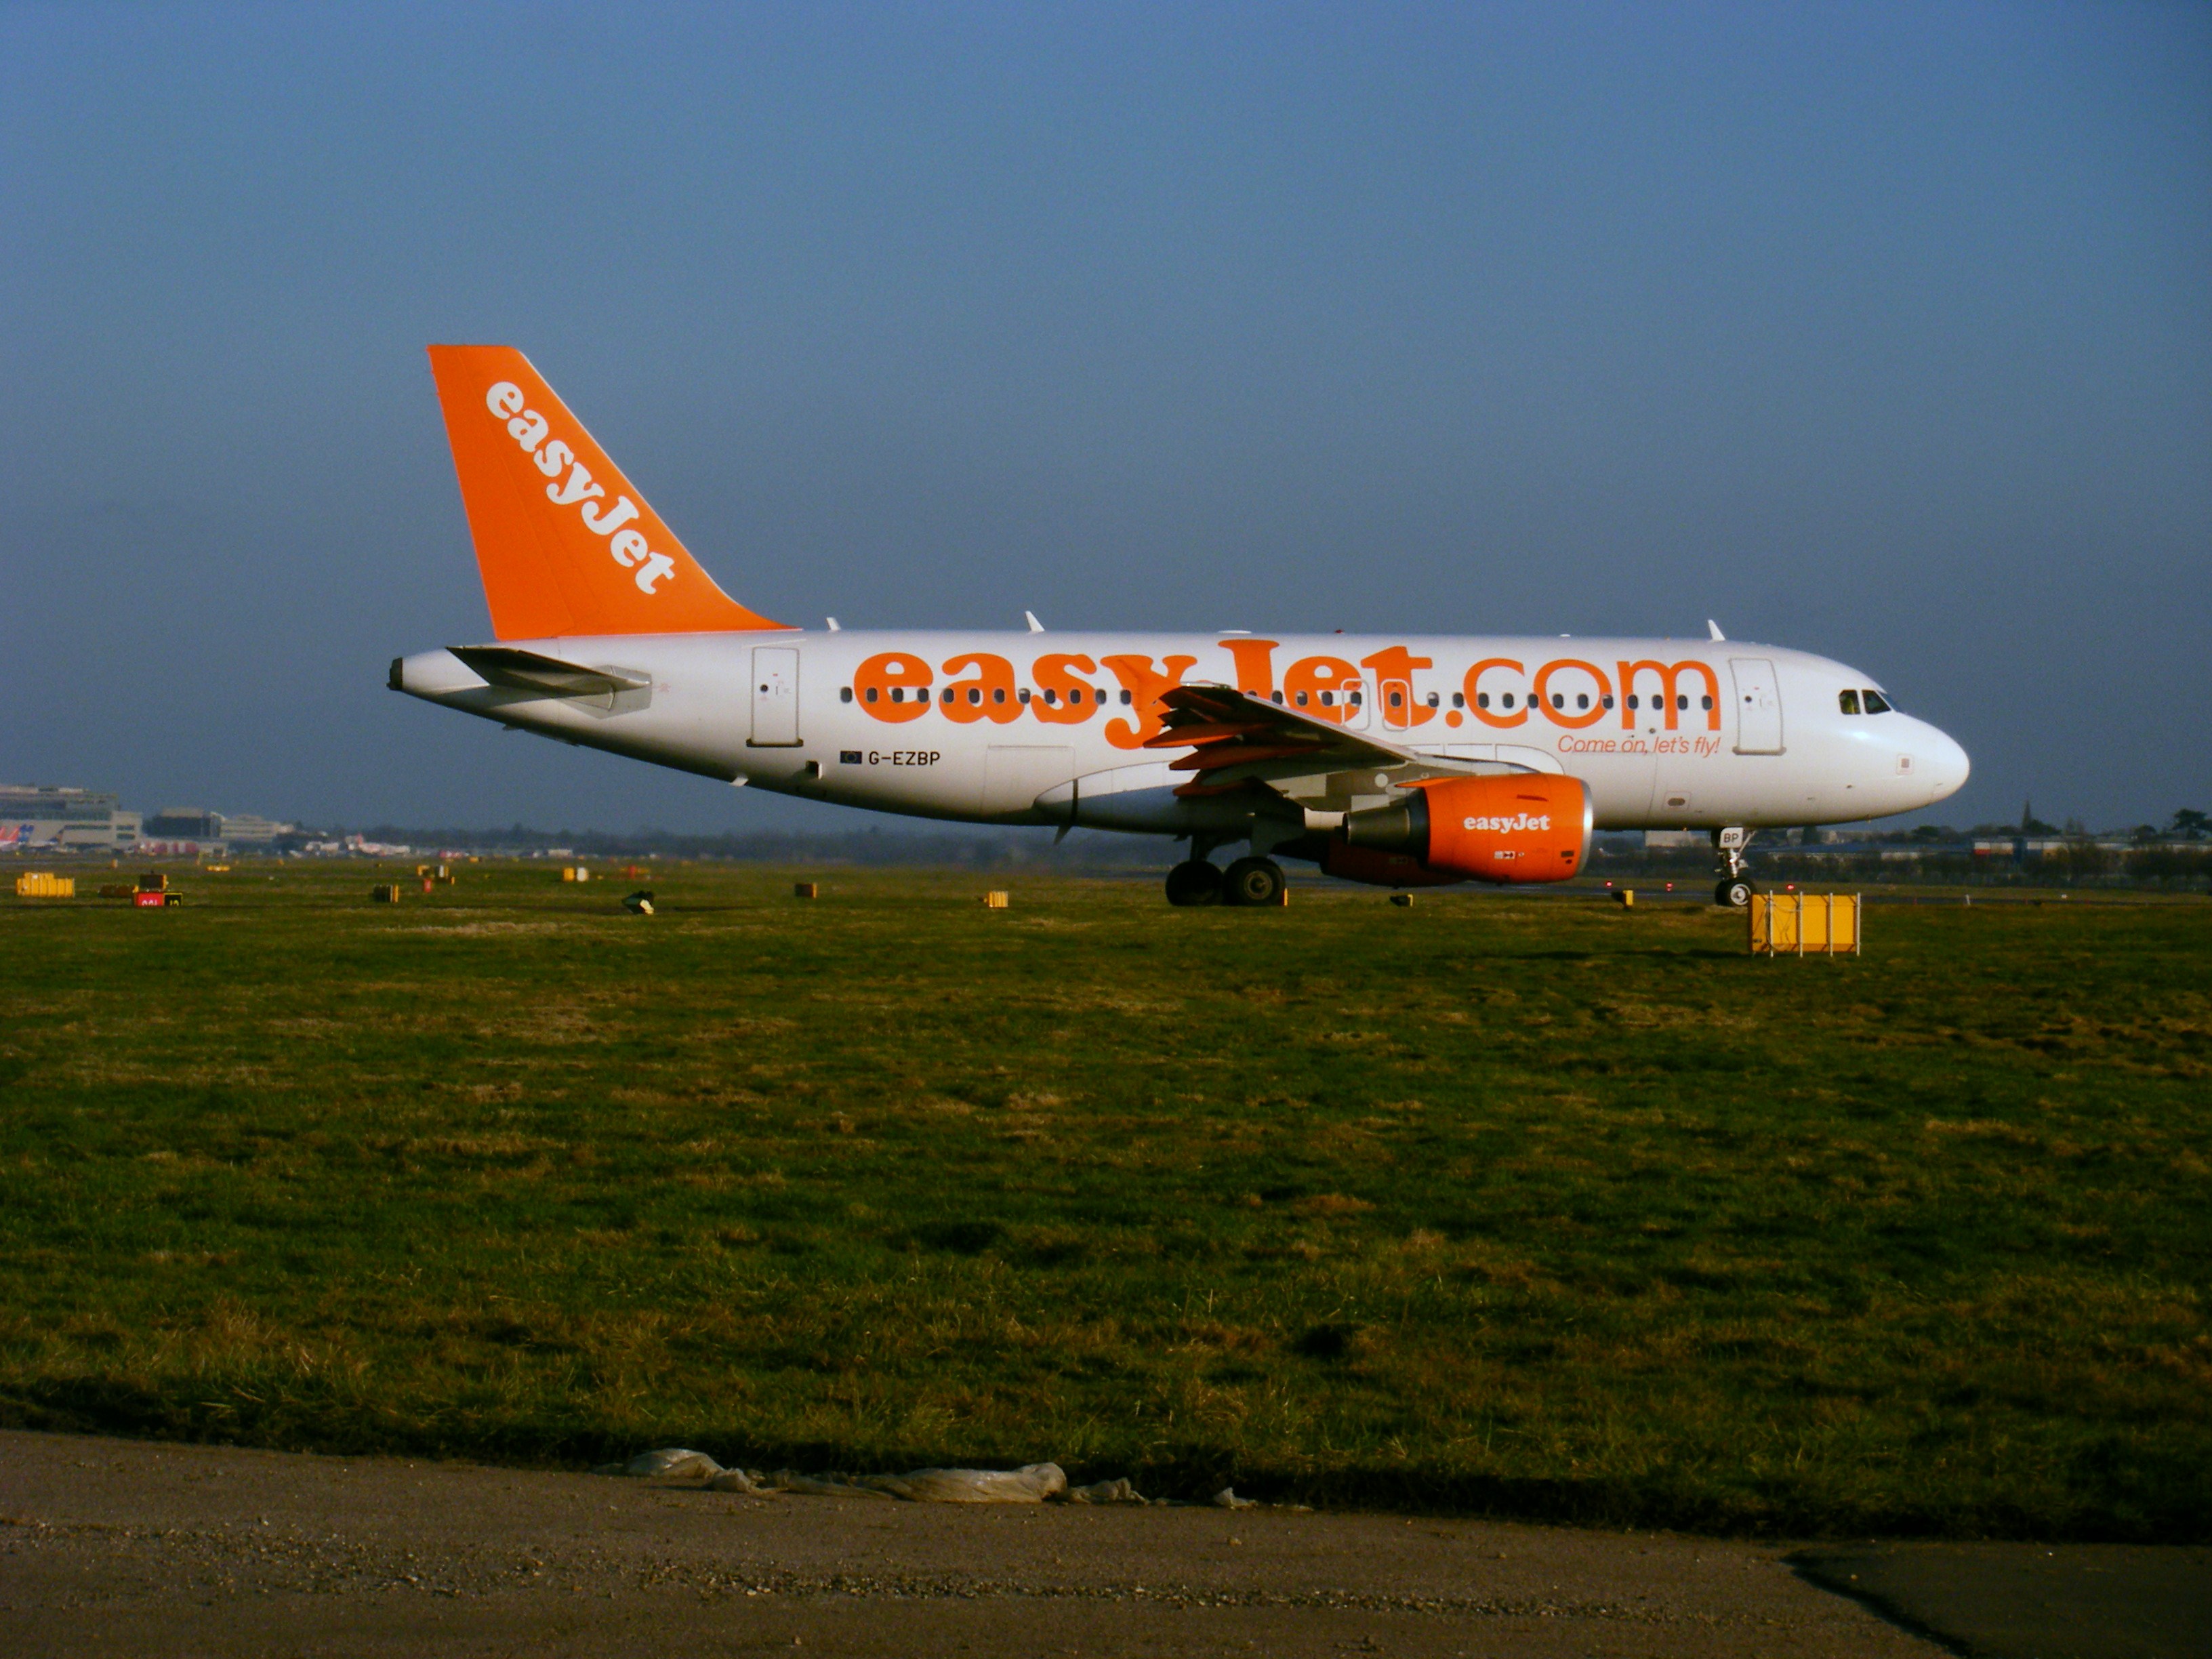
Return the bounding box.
[393,628,1969,841]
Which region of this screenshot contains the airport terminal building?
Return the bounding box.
[0,785,140,852]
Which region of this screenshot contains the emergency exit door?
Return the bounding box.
[1729,657,1784,754]
[750,647,800,746]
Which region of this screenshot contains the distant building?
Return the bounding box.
[218,813,294,845]
[0,785,140,851]
[143,807,225,840]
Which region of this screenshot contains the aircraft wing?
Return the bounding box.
[1143,684,1475,798]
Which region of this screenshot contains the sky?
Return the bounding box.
[2,1,2206,834]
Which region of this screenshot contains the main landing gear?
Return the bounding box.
[1221,856,1287,907]
[1713,827,1755,909]
[1165,860,1223,906]
[1164,855,1288,907]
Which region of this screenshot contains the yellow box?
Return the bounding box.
[982,890,1009,909]
[1750,893,1862,956]
[14,873,75,898]
[794,882,819,899]
[369,884,403,903]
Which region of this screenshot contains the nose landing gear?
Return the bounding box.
[1713,827,1755,908]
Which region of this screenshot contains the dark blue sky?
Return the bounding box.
[3,3,2205,832]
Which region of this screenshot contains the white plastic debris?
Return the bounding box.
[762,1471,896,1499]
[865,1463,1067,1504]
[1062,1477,1147,1504]
[757,1463,1067,1503]
[600,1452,1147,1505]
[607,1448,722,1481]
[1212,1487,1256,1510]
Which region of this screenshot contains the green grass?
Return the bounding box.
[1,863,2207,1538]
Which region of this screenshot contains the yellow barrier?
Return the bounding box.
[982,890,1009,909]
[1749,893,1861,957]
[14,872,75,898]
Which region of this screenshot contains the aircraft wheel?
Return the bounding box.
[1165,860,1224,907]
[1717,876,1755,909]
[1222,856,1287,907]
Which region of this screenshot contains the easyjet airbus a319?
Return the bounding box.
[391,347,1969,907]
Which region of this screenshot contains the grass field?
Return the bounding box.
[1,863,2207,1539]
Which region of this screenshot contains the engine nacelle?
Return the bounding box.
[1334,773,1592,884]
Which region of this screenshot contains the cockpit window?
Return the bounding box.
[1862,689,1891,714]
[1837,689,1861,715]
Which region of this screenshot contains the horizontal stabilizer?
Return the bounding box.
[449,646,650,700]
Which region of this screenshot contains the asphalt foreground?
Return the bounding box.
[0,1431,1999,1658]
[5,1433,2205,1659]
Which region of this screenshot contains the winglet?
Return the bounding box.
[1025,611,1046,633]
[426,346,790,639]
[1707,619,1726,641]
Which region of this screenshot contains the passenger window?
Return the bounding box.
[1700,695,1713,710]
[1838,689,1860,715]
[968,688,981,704]
[1296,691,1309,706]
[1863,690,1891,714]
[865,687,880,703]
[1043,688,1058,705]
[1502,693,1515,709]
[1320,691,1334,707]
[993,688,1006,704]
[1427,692,1440,708]
[1601,695,1613,709]
[840,687,853,703]
[1575,693,1589,710]
[888,687,903,703]
[1389,690,1403,708]
[1551,693,1565,710]
[1626,694,1639,710]
[1677,695,1688,710]
[1271,690,1284,704]
[1018,688,1030,703]
[1476,692,1490,709]
[943,688,956,703]
[1452,693,1465,709]
[1120,689,1133,705]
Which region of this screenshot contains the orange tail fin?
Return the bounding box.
[426,345,788,638]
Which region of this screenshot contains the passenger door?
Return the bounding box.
[1729,657,1784,754]
[749,647,800,747]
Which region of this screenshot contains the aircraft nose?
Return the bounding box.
[1921,726,1970,804]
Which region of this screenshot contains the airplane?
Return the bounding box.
[390,346,1970,907]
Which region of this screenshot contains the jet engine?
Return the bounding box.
[1328,774,1593,885]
